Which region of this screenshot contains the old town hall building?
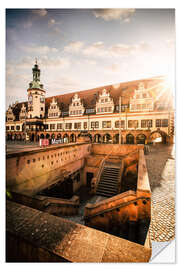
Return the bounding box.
[6,62,174,145]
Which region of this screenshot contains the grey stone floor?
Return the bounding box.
[145,144,175,242]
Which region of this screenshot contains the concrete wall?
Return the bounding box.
[6,200,151,262]
[6,143,91,195]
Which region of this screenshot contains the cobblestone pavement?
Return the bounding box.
[145,144,175,242]
[6,141,40,153]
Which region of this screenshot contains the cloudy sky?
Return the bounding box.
[6,8,175,107]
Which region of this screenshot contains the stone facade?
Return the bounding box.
[6,62,174,144]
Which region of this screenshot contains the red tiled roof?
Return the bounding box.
[11,76,173,119]
[45,75,172,112]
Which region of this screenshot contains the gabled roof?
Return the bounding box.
[9,75,174,120]
[45,75,173,112]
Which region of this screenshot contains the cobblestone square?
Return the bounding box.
[145,144,175,242]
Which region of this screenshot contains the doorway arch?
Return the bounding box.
[150,130,168,144]
[94,134,101,143]
[136,133,146,144]
[103,133,112,143]
[126,134,134,144]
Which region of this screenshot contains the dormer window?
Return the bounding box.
[96,89,114,114]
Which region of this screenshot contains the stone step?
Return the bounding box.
[97,182,118,188]
[100,177,117,183]
[102,172,119,176]
[103,169,120,173]
[98,181,118,187]
[96,164,123,197]
[103,168,120,172]
[101,174,119,179]
[101,173,119,177]
[104,168,119,171]
[99,182,118,188]
[96,191,116,197]
[97,186,118,193]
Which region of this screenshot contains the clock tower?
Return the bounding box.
[27,60,46,119]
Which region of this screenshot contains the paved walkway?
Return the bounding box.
[6,141,40,153]
[145,144,175,242]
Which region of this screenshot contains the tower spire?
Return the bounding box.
[32,59,40,82]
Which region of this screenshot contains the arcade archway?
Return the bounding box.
[103,133,112,143]
[150,130,168,144]
[63,134,69,143]
[126,134,134,144]
[113,134,123,144]
[136,133,146,144]
[70,133,76,142]
[94,134,101,143]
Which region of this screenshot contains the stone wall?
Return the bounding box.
[92,144,144,156]
[6,143,91,195]
[84,147,151,245]
[6,200,151,262]
[8,191,79,216]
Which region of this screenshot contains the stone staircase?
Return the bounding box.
[96,162,123,197]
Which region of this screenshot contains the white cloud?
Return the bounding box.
[9,55,70,73]
[83,41,108,57]
[110,41,150,57]
[15,56,34,69]
[48,18,56,26]
[48,18,61,34]
[22,45,58,55]
[64,41,84,53]
[40,56,71,69]
[81,41,150,58]
[32,9,47,17]
[93,9,135,21]
[110,44,134,56]
[51,76,80,89]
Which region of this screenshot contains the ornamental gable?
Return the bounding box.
[96,89,114,114]
[19,103,27,120]
[6,105,15,122]
[48,97,61,118]
[130,83,154,112]
[69,93,85,116]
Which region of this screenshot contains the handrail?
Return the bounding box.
[92,150,113,192]
[84,193,150,220]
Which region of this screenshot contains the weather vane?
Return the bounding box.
[35,57,37,65]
